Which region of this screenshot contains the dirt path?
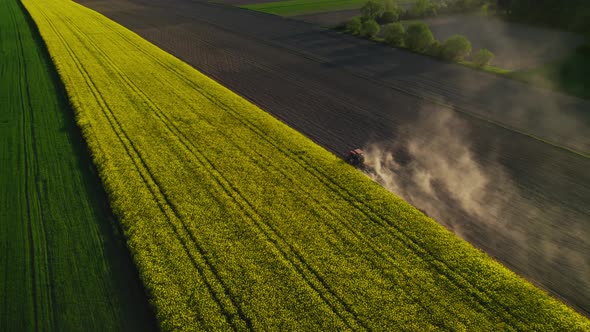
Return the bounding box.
[77,0,590,316]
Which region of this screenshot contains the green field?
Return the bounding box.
[22,0,590,330]
[240,0,369,16]
[239,0,417,16]
[0,0,156,330]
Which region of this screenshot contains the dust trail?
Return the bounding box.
[363,108,590,315]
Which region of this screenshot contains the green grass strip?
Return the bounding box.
[240,0,416,16]
[240,0,367,16]
[22,0,590,330]
[0,0,156,330]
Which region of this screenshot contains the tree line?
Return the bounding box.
[497,0,589,33]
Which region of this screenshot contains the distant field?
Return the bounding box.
[240,0,368,16]
[236,0,417,16]
[0,0,155,330]
[25,0,590,330]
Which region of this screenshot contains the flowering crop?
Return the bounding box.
[22,0,590,330]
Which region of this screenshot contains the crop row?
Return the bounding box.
[22,0,590,330]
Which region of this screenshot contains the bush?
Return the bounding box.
[361,19,381,38]
[378,10,399,24]
[410,0,437,17]
[441,34,472,61]
[383,22,405,46]
[473,48,494,66]
[405,22,434,52]
[360,0,384,20]
[426,40,442,57]
[346,17,363,35]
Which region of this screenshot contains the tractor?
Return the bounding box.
[346,149,366,167]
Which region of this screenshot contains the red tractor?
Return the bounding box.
[346,149,365,167]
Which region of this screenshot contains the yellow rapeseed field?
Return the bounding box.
[22,0,590,330]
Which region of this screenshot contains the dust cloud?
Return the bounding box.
[362,108,590,314]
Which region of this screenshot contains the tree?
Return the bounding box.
[383,22,405,46]
[378,10,399,24]
[405,22,435,52]
[383,0,397,12]
[473,48,495,66]
[441,35,472,61]
[410,0,437,17]
[361,0,384,19]
[361,19,381,38]
[346,17,363,35]
[379,0,403,23]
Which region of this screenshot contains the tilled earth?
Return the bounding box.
[77,0,590,316]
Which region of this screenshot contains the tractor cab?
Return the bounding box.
[346,149,365,167]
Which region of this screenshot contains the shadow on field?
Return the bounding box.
[18,1,159,329]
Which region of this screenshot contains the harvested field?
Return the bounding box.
[25,0,590,329]
[77,0,590,317]
[0,0,156,330]
[418,14,585,70]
